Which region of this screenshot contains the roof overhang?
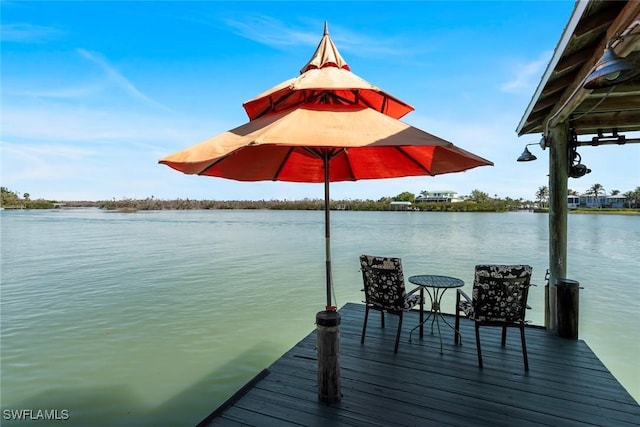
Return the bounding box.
[517,0,640,137]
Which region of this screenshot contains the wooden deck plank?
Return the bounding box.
[202,303,640,427]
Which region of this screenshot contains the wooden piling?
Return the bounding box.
[316,310,341,403]
[556,278,580,339]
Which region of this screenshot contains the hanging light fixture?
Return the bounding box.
[517,135,548,162]
[584,38,640,90]
[517,145,537,162]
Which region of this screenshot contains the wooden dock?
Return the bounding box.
[200,303,639,426]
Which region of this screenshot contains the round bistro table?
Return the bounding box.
[408,274,465,353]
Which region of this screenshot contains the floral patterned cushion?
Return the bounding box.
[405,293,421,310]
[467,264,532,322]
[459,300,474,317]
[360,255,421,312]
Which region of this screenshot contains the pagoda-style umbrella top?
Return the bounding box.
[242,22,415,121]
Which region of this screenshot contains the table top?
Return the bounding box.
[408,274,464,289]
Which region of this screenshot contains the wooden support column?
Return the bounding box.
[546,122,569,331]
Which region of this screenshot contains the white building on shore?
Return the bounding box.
[569,193,628,208]
[415,191,461,203]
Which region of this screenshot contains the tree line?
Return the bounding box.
[2,186,639,211]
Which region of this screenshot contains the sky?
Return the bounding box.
[2,1,639,202]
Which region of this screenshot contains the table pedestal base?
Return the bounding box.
[409,287,460,354]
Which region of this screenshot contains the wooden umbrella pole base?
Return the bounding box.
[316,310,341,403]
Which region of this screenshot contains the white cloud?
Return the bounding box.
[225,16,318,47]
[4,85,103,100]
[77,49,171,111]
[224,16,418,57]
[0,23,64,43]
[0,104,216,146]
[500,50,552,95]
[1,141,96,181]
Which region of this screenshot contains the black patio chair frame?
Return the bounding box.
[359,254,421,353]
[454,264,533,371]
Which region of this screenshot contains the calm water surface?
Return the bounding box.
[1,209,638,425]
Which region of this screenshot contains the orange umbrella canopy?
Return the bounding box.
[160,103,493,181]
[161,23,493,180]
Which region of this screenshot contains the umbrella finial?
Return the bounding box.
[300,21,350,74]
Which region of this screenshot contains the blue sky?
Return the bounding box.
[2,1,638,202]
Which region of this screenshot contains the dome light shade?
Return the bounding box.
[517,146,537,162]
[584,46,640,89]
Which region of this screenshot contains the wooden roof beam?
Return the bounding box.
[571,110,640,133]
[554,48,595,74]
[573,5,620,38]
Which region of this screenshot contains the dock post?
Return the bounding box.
[316,310,341,403]
[555,278,580,339]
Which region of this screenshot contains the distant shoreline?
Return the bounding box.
[2,202,638,215]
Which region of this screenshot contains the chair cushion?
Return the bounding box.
[458,300,474,317]
[473,264,532,322]
[360,255,409,311]
[404,293,422,310]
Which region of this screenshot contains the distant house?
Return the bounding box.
[415,191,461,203]
[577,194,627,208]
[568,195,579,209]
[390,201,413,211]
[581,194,608,208]
[604,194,627,208]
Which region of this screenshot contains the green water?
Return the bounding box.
[1,209,638,425]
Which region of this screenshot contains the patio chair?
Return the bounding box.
[359,254,422,353]
[454,264,533,370]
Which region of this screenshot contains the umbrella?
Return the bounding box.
[159,23,493,311]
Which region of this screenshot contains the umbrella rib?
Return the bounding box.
[349,89,376,111]
[273,147,296,180]
[196,155,231,176]
[253,91,299,120]
[396,146,434,176]
[343,149,356,181]
[304,147,344,160]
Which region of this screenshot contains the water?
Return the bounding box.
[1,209,638,425]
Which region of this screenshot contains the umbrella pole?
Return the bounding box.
[324,152,333,310]
[316,150,341,403]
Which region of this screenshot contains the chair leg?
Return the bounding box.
[475,323,483,369]
[454,293,461,345]
[520,324,529,371]
[380,311,385,329]
[361,307,369,344]
[394,313,403,353]
[501,326,507,346]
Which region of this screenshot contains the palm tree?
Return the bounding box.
[536,186,549,208]
[624,187,640,208]
[588,183,605,208]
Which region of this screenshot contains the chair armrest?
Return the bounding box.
[406,286,422,296]
[457,288,472,304]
